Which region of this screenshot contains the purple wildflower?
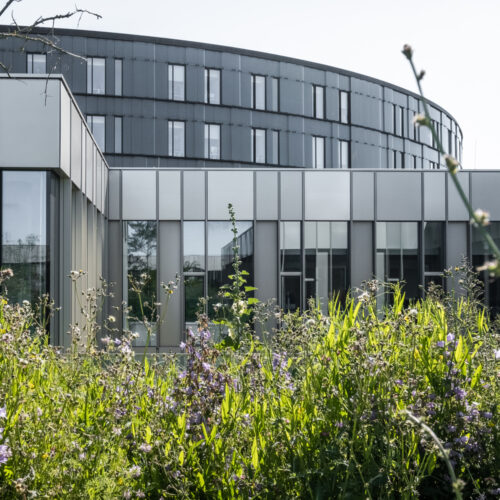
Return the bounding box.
[138,443,152,453]
[446,333,455,342]
[0,407,5,419]
[436,341,445,348]
[0,444,12,464]
[179,341,186,350]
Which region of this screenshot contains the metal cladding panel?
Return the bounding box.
[130,117,155,156]
[287,131,305,167]
[231,126,251,163]
[183,170,205,220]
[280,79,304,115]
[222,69,240,107]
[423,172,446,220]
[0,79,60,169]
[186,65,204,102]
[280,171,302,220]
[256,171,278,220]
[448,172,470,221]
[326,87,339,121]
[108,169,120,220]
[352,172,375,220]
[351,222,373,289]
[376,172,422,221]
[305,171,350,220]
[351,93,382,130]
[159,170,181,220]
[122,170,156,220]
[471,172,500,220]
[207,171,254,220]
[352,142,386,169]
[70,103,82,188]
[159,221,182,346]
[60,87,71,176]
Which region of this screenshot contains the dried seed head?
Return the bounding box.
[402,44,413,59]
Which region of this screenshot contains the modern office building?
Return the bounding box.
[0,27,499,350]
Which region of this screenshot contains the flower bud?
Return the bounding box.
[444,155,459,174]
[402,44,413,59]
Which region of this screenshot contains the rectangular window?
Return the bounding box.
[27,53,46,74]
[86,115,105,152]
[271,130,279,165]
[168,120,185,157]
[312,136,325,168]
[125,221,157,346]
[168,64,185,101]
[114,116,122,154]
[204,68,221,105]
[114,59,122,96]
[251,74,266,110]
[394,106,405,137]
[424,222,444,274]
[251,128,266,163]
[376,222,419,303]
[271,77,279,112]
[280,221,301,312]
[87,57,105,94]
[412,155,418,169]
[340,91,349,124]
[339,140,349,169]
[313,85,325,119]
[204,123,220,160]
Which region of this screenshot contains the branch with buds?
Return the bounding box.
[403,44,500,277]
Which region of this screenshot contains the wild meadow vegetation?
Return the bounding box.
[0,254,498,498]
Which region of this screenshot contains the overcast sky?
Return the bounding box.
[5,0,500,170]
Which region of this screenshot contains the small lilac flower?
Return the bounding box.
[495,349,500,360]
[138,443,152,453]
[200,329,211,340]
[436,341,445,348]
[0,407,6,419]
[447,425,456,433]
[482,411,493,419]
[129,465,141,478]
[202,362,211,371]
[446,333,455,342]
[454,435,469,445]
[0,444,12,464]
[394,379,403,386]
[179,341,186,350]
[114,338,122,346]
[454,387,467,400]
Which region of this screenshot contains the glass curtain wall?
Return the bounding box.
[125,221,157,346]
[376,222,419,304]
[424,222,445,289]
[472,222,500,316]
[1,171,49,305]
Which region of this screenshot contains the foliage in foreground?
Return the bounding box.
[0,269,499,498]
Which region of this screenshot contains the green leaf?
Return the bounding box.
[251,437,259,470]
[244,286,257,292]
[145,425,152,444]
[247,297,259,305]
[471,364,482,389]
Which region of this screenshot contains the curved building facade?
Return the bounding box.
[1,27,499,351]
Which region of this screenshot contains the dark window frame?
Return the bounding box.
[339,90,350,124]
[312,84,325,119]
[86,56,106,95]
[312,135,325,168]
[204,67,221,105]
[251,74,266,110]
[251,127,266,164]
[167,120,186,158]
[26,52,47,74]
[204,122,221,160]
[167,63,186,102]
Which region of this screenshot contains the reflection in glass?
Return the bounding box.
[207,221,253,317]
[185,275,204,326]
[280,222,301,272]
[87,57,105,94]
[168,64,185,101]
[339,140,349,169]
[313,85,324,119]
[472,223,500,316]
[168,121,185,157]
[2,171,48,305]
[125,221,157,346]
[114,116,122,154]
[340,91,349,124]
[271,130,279,165]
[424,222,444,273]
[376,222,419,304]
[271,77,279,112]
[183,221,205,273]
[281,275,301,312]
[27,53,46,74]
[204,68,220,105]
[252,128,266,163]
[251,75,265,110]
[114,59,122,96]
[204,123,220,160]
[87,115,105,152]
[313,136,324,168]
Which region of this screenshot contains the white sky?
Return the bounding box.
[4,0,500,170]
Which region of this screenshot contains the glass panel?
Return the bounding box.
[271,130,279,165]
[207,221,253,317]
[340,91,349,124]
[315,86,324,119]
[185,275,204,326]
[271,77,279,112]
[126,221,157,347]
[280,221,301,272]
[87,116,105,152]
[88,57,105,95]
[254,128,265,163]
[207,69,220,104]
[168,65,185,101]
[27,53,46,74]
[255,75,265,110]
[340,140,349,169]
[114,117,122,154]
[183,221,205,272]
[169,121,185,157]
[205,124,220,160]
[2,171,48,305]
[281,275,301,312]
[314,137,324,168]
[114,59,122,96]
[424,222,444,273]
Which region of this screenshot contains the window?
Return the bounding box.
[1,171,49,305]
[313,85,325,119]
[125,221,157,346]
[271,130,279,165]
[204,68,220,105]
[376,222,419,304]
[204,123,220,160]
[168,64,185,101]
[390,150,404,169]
[339,140,349,169]
[312,136,325,169]
[114,116,122,154]
[251,74,266,110]
[394,105,405,137]
[305,221,349,313]
[87,57,105,94]
[251,128,266,164]
[27,53,46,74]
[168,121,185,157]
[340,91,349,124]
[280,221,301,312]
[431,119,440,148]
[412,155,418,170]
[86,115,105,152]
[424,222,444,290]
[114,59,122,96]
[271,77,279,112]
